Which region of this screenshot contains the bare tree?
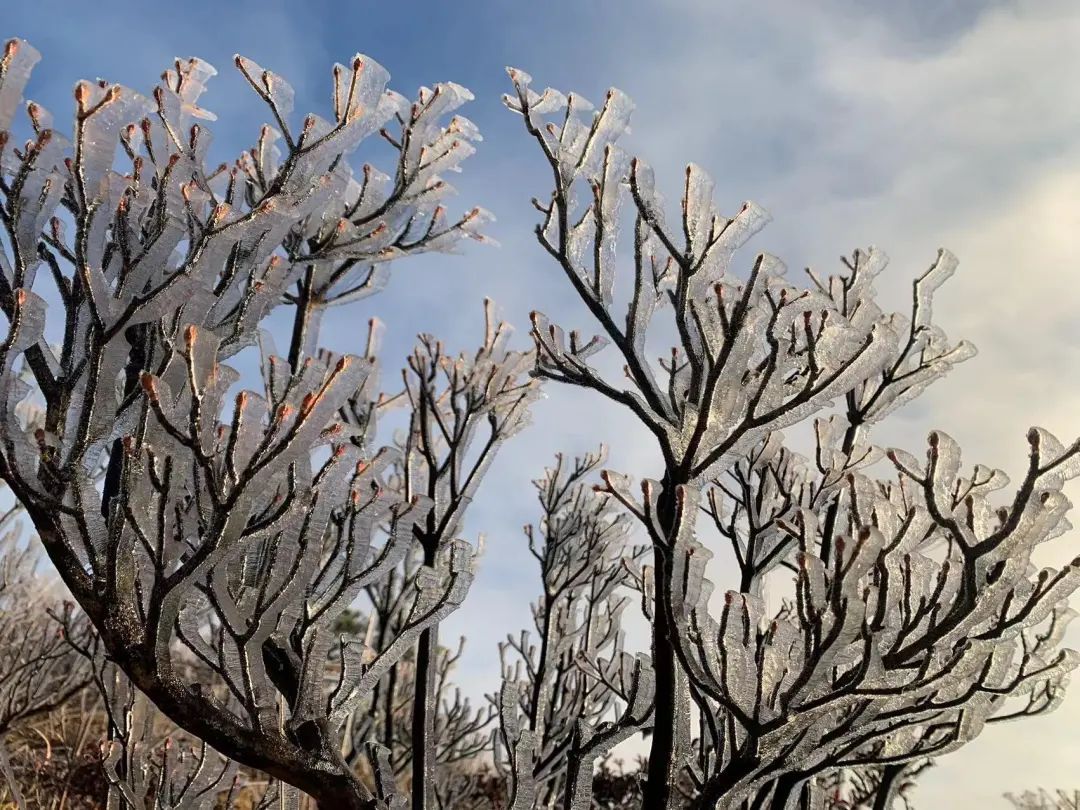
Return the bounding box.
[396,304,537,807]
[0,494,95,808]
[0,512,93,741]
[1006,790,1080,810]
[816,760,931,810]
[59,624,294,810]
[496,449,649,808]
[0,686,107,810]
[0,38,538,809]
[341,553,497,804]
[506,70,1080,808]
[1,30,1077,810]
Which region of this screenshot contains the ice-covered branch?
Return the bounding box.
[0,39,506,809]
[496,450,649,807]
[509,69,1077,809]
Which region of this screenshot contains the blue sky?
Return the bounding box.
[6,1,1080,804]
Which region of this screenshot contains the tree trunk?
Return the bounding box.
[410,543,440,810]
[643,475,692,810]
[287,266,317,370]
[137,661,376,809]
[872,764,906,810]
[767,772,808,810]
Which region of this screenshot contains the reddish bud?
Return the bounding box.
[210,204,230,226]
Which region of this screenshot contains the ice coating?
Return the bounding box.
[508,68,1080,808]
[0,41,540,809]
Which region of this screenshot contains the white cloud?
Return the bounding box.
[8,0,1080,801]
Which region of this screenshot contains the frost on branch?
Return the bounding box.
[0,39,527,809]
[509,69,1080,809]
[339,570,496,807]
[507,68,896,482]
[660,427,1080,805]
[58,623,302,810]
[1006,789,1080,810]
[497,449,651,809]
[816,760,931,810]
[395,299,540,807]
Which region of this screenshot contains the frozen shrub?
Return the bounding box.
[0,38,536,809]
[507,69,1080,809]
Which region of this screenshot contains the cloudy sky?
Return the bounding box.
[6,0,1080,805]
